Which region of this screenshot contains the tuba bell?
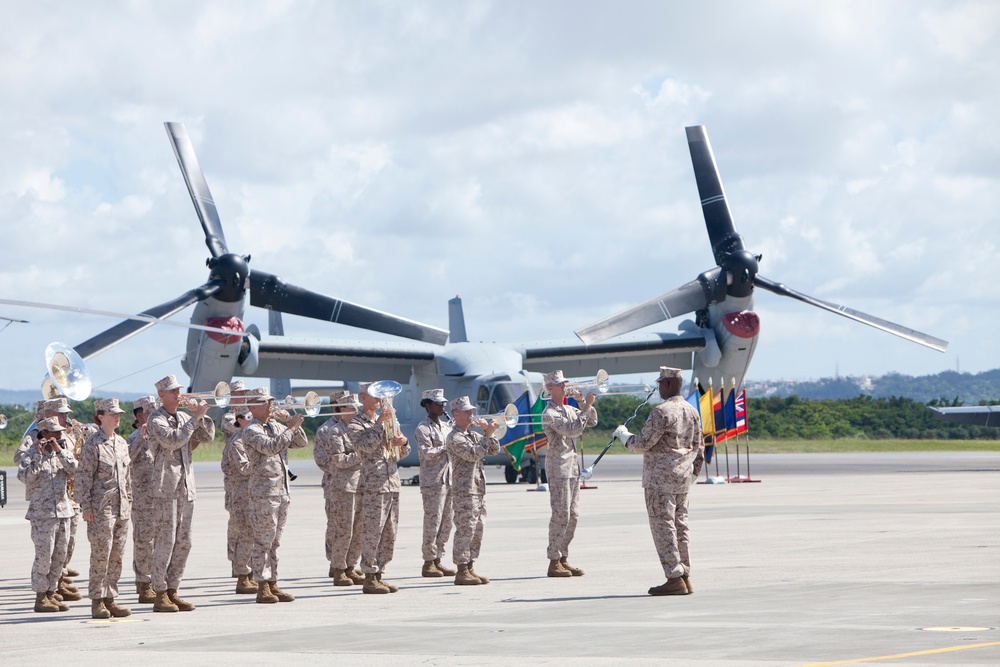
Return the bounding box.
[43,342,92,401]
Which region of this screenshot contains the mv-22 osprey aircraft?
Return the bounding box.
[63,123,946,482]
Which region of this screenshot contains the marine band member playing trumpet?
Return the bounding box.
[415,389,456,578]
[445,396,500,586]
[349,382,410,594]
[146,374,216,612]
[541,369,598,578]
[242,387,308,604]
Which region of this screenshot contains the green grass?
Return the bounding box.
[3,433,999,467]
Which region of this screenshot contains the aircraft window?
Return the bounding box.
[476,386,490,413]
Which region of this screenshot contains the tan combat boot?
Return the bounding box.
[57,579,82,601]
[91,598,111,619]
[65,567,80,577]
[34,592,59,613]
[421,560,444,577]
[362,573,389,594]
[59,576,79,593]
[376,572,398,593]
[46,591,69,612]
[235,574,257,594]
[256,580,278,604]
[346,567,365,584]
[648,577,689,596]
[468,561,489,584]
[153,590,179,612]
[136,581,156,603]
[434,559,456,576]
[269,581,295,602]
[167,588,195,611]
[547,559,572,577]
[328,564,337,578]
[331,568,354,586]
[682,574,693,594]
[104,597,131,617]
[454,563,481,586]
[560,557,584,576]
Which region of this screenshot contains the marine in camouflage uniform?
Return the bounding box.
[541,370,598,577]
[349,383,411,594]
[242,387,308,603]
[76,398,133,618]
[18,418,77,613]
[313,391,365,586]
[127,396,157,603]
[618,366,704,596]
[145,374,216,612]
[220,384,256,594]
[446,396,500,585]
[414,388,455,578]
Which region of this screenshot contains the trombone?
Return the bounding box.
[540,369,610,400]
[270,392,322,419]
[177,381,233,409]
[0,414,7,430]
[473,403,520,440]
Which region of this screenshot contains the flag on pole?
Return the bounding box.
[724,384,738,440]
[735,387,748,434]
[697,383,716,462]
[712,386,727,443]
[524,393,548,453]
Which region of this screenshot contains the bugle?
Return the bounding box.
[368,380,404,461]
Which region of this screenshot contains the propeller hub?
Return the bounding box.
[723,249,758,298]
[207,253,250,303]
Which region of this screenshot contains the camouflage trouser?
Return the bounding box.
[30,517,69,593]
[324,490,362,570]
[547,476,580,560]
[152,497,195,592]
[63,507,80,574]
[226,485,253,576]
[358,492,398,574]
[250,495,289,583]
[420,484,453,562]
[131,503,155,583]
[644,488,690,579]
[86,505,130,599]
[452,493,486,565]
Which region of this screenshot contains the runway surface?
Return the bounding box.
[1,453,997,666]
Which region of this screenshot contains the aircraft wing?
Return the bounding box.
[929,406,1000,427]
[517,331,706,378]
[252,337,439,383]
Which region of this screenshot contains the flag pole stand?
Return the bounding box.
[727,434,760,483]
[579,447,597,490]
[698,436,728,484]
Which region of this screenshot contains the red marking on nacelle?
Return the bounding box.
[723,311,760,339]
[205,316,244,345]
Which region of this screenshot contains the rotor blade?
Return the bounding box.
[164,122,229,258]
[754,275,948,352]
[64,280,225,359]
[249,270,449,345]
[575,277,715,345]
[686,125,744,263]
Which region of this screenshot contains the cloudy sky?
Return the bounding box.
[1,0,998,395]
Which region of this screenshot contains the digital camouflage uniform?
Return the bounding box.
[76,429,132,600]
[19,438,77,593]
[542,401,598,560]
[625,395,704,579]
[415,416,454,562]
[446,426,499,565]
[242,417,308,583]
[349,412,411,574]
[221,412,253,577]
[314,416,362,571]
[145,406,215,592]
[127,426,155,585]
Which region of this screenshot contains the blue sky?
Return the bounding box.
[1,0,998,394]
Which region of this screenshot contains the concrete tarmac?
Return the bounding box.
[1,452,998,666]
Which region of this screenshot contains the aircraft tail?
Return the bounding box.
[448,296,468,343]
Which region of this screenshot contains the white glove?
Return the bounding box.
[612,425,633,445]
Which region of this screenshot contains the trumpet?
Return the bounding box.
[177,381,233,409]
[0,414,7,430]
[368,380,403,461]
[541,369,610,400]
